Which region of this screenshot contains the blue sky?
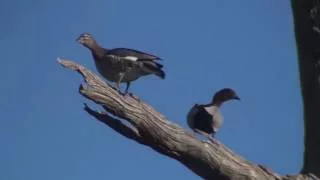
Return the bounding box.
[0,0,302,179]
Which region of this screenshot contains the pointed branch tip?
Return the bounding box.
[57,57,62,63]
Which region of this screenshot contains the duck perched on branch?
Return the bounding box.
[76,33,165,94]
[187,88,240,142]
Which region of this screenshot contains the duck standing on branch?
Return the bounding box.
[187,88,240,143]
[76,33,165,95]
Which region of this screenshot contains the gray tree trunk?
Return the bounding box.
[291,0,320,177]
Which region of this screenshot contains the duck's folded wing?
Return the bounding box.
[141,60,163,69]
[108,48,161,61]
[187,105,199,129]
[140,60,165,79]
[193,105,215,134]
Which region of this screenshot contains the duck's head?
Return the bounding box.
[76,33,96,48]
[212,88,240,106]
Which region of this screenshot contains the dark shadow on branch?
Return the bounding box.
[83,103,145,145]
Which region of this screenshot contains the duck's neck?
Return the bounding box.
[88,42,106,58]
[208,100,223,108]
[203,103,219,114]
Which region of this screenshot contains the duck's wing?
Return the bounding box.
[192,105,215,134]
[187,104,200,129]
[108,48,162,61]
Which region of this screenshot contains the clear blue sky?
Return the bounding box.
[0,0,302,179]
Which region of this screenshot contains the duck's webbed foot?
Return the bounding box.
[194,129,216,144]
[110,83,120,92]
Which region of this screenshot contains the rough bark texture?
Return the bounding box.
[291,0,320,177]
[58,59,318,180]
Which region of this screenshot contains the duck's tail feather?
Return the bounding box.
[142,61,166,79]
[155,69,166,79]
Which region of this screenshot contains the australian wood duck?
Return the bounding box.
[187,88,240,142]
[76,33,165,94]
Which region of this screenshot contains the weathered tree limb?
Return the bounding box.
[291,0,320,177]
[83,103,145,145]
[58,58,317,180]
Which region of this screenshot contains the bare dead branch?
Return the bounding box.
[83,103,145,145]
[58,58,318,180]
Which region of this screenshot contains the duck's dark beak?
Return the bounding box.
[234,96,240,100]
[76,37,82,44]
